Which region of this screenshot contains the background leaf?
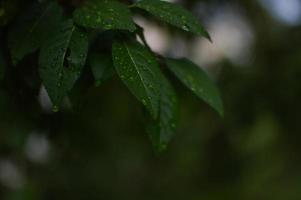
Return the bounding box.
[165,58,223,116]
[39,20,89,109]
[147,74,179,152]
[112,39,161,118]
[8,2,63,65]
[74,0,135,31]
[89,53,115,86]
[133,0,211,40]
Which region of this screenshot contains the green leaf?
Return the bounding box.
[132,0,211,40]
[8,2,63,65]
[112,40,161,118]
[147,74,178,152]
[165,58,223,116]
[89,53,114,86]
[73,0,135,32]
[39,20,89,110]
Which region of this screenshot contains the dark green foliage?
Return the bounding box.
[147,74,178,152]
[73,0,136,31]
[8,2,63,65]
[133,0,211,41]
[89,53,114,86]
[112,40,161,119]
[39,20,88,110]
[2,0,222,151]
[166,58,223,116]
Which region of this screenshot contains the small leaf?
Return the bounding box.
[73,0,136,32]
[133,0,211,40]
[147,74,179,152]
[165,58,223,116]
[89,53,114,86]
[8,2,63,65]
[39,20,89,109]
[112,39,161,118]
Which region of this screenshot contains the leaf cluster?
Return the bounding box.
[2,0,223,151]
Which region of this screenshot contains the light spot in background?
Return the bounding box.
[190,7,254,67]
[259,0,301,25]
[134,3,254,68]
[0,160,24,189]
[38,85,52,113]
[169,37,189,58]
[25,132,51,164]
[38,85,71,113]
[134,17,171,54]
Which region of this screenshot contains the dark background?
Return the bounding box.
[1,0,301,199]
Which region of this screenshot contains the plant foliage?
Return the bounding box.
[1,0,223,151]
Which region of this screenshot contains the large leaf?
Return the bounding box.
[147,75,178,152]
[8,2,63,65]
[165,58,223,116]
[39,20,89,110]
[112,40,161,118]
[73,0,135,31]
[132,0,211,40]
[89,53,114,86]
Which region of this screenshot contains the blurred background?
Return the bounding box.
[1,0,301,199]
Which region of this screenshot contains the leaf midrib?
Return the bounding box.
[57,25,75,90]
[123,42,153,112]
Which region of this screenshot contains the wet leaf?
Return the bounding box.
[147,74,179,152]
[39,20,89,109]
[112,40,161,118]
[133,0,211,40]
[165,58,223,116]
[74,0,135,31]
[8,2,63,65]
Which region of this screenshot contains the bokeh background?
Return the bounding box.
[1,0,301,199]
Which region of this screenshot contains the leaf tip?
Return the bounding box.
[204,31,213,43]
